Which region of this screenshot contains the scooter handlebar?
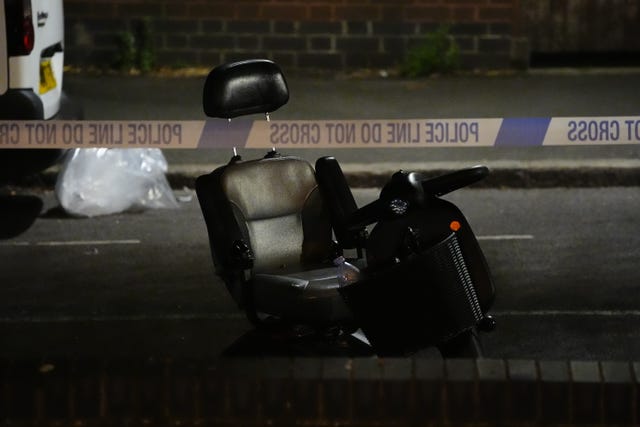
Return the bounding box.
[420,165,489,198]
[346,165,489,229]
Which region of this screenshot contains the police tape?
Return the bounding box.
[1,117,639,149]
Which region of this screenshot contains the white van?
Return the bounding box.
[0,0,79,181]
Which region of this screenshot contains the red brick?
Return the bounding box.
[414,359,445,424]
[380,359,413,404]
[478,6,513,22]
[310,6,334,21]
[165,3,188,17]
[452,6,476,21]
[335,5,381,21]
[570,361,603,424]
[379,6,405,21]
[291,359,322,419]
[307,0,344,4]
[445,0,488,4]
[539,361,571,425]
[188,3,235,19]
[321,358,352,419]
[371,0,420,4]
[477,359,508,424]
[65,0,117,18]
[115,2,159,17]
[601,362,634,425]
[404,6,451,22]
[234,4,264,20]
[507,360,538,423]
[261,4,309,20]
[352,358,383,422]
[445,359,477,425]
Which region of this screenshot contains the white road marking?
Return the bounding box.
[0,313,246,323]
[493,310,640,317]
[2,236,529,247]
[477,235,534,241]
[2,310,639,324]
[36,239,141,246]
[0,239,141,247]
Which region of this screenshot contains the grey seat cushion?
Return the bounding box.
[253,267,352,324]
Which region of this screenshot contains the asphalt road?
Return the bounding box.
[2,71,639,362]
[1,186,638,360]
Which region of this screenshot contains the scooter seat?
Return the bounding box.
[196,153,357,329]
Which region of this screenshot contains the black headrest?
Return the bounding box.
[203,59,290,119]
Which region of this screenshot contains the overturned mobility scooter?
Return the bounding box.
[196,60,496,357]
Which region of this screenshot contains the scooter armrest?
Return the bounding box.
[231,239,254,269]
[346,199,386,230]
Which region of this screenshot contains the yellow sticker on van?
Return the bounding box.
[39,59,57,94]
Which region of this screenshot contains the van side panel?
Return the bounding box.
[6,0,64,118]
[0,1,8,95]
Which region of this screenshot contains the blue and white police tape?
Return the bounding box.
[1,117,639,149]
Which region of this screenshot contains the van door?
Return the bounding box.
[0,0,8,95]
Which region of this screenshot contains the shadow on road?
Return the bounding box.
[222,328,374,358]
[0,194,43,239]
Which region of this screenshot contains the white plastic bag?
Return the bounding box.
[55,148,179,217]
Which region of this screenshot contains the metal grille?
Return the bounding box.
[429,233,484,338]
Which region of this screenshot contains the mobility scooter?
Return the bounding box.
[196,59,495,357]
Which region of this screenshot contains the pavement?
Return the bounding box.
[51,67,640,189]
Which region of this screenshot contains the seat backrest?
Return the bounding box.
[197,156,334,275]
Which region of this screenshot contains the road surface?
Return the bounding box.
[1,186,638,360]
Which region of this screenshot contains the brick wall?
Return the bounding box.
[63,0,526,72]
